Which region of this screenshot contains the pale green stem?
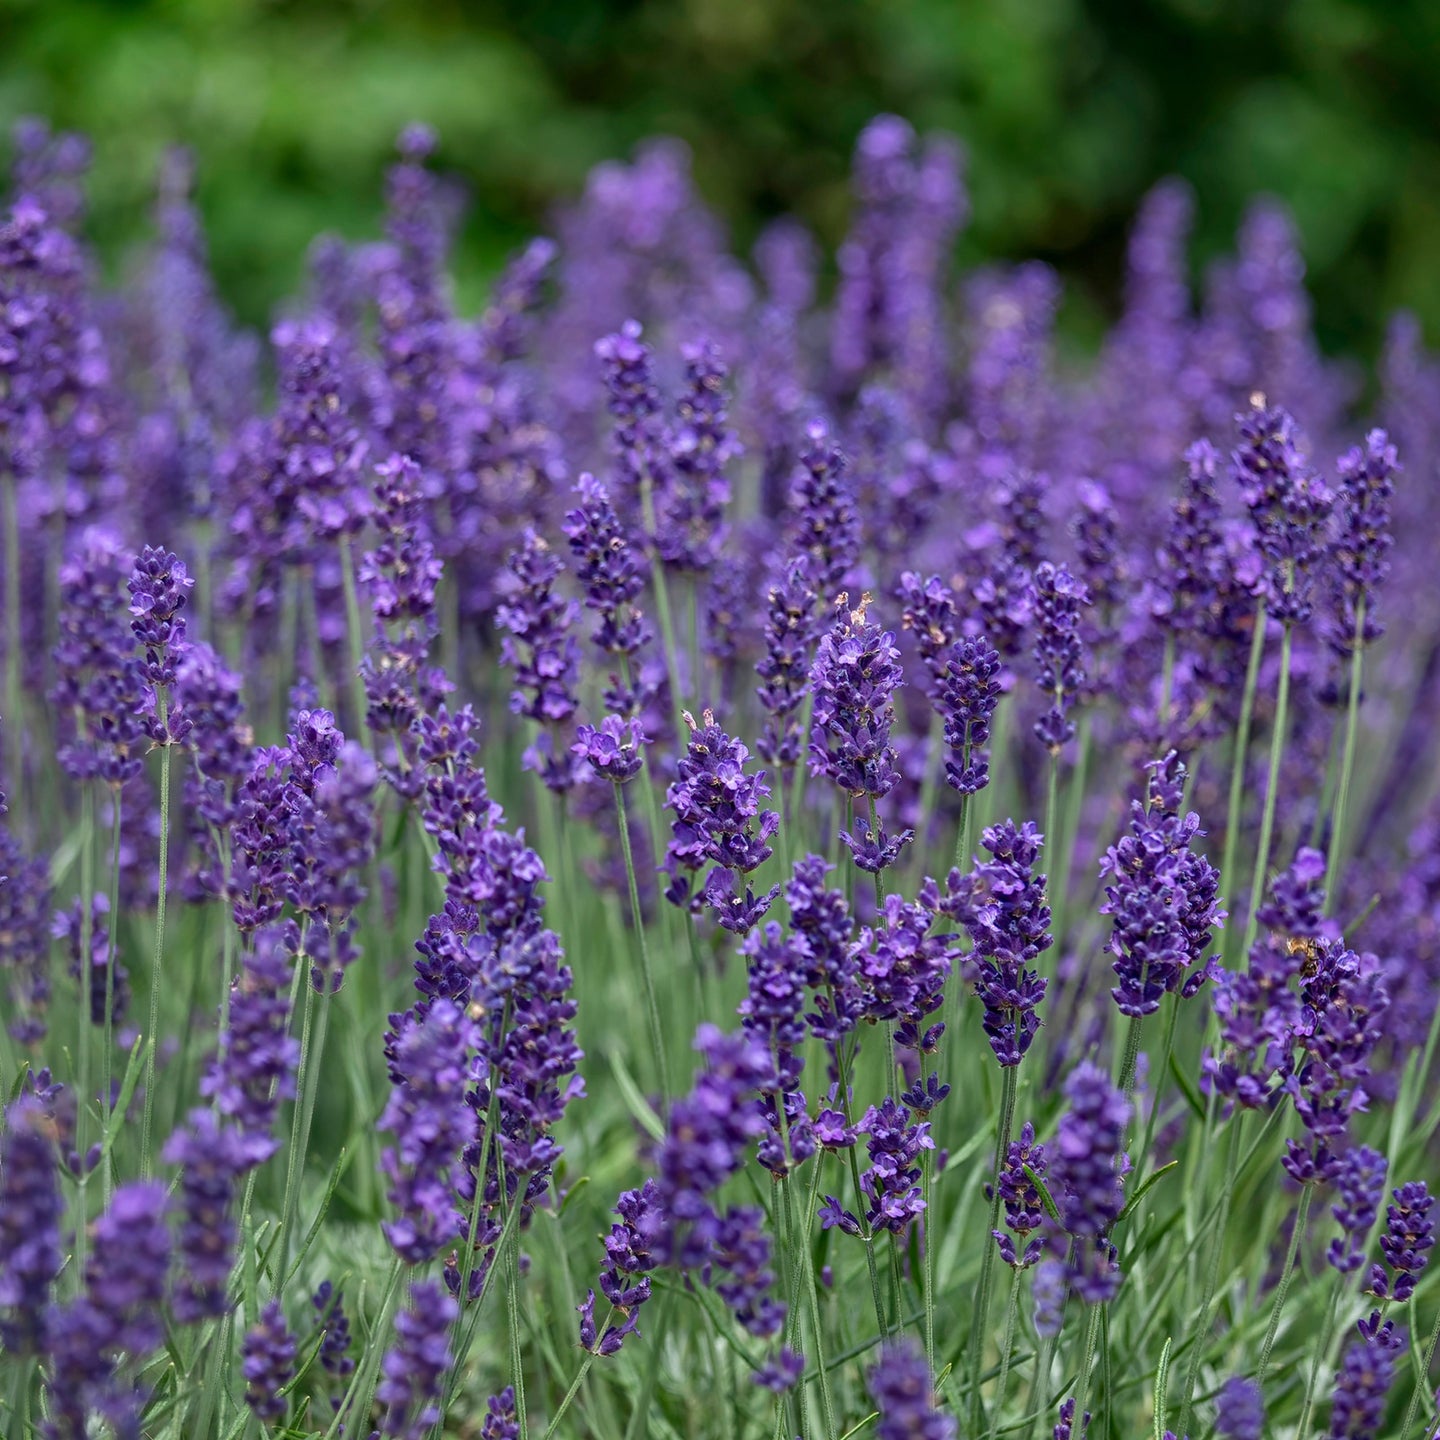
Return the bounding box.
[1220,605,1268,964]
[970,1062,1019,1434]
[1072,1300,1105,1440]
[140,703,174,1179]
[1257,1182,1314,1390]
[1178,1110,1246,1437]
[4,473,22,810]
[1324,604,1366,913]
[987,1266,1024,1440]
[1295,1270,1346,1438]
[102,791,123,1200]
[1242,620,1293,957]
[74,785,96,1286]
[276,983,331,1292]
[338,535,372,745]
[1401,1298,1440,1438]
[615,780,671,1103]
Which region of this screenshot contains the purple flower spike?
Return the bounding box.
[957,820,1052,1067]
[858,1097,933,1237]
[0,1097,63,1354]
[1050,1062,1129,1302]
[938,634,1001,797]
[1028,560,1090,754]
[376,1281,459,1440]
[867,1337,956,1440]
[1369,1181,1435,1302]
[756,553,819,769]
[242,1300,296,1423]
[1215,1375,1263,1440]
[808,592,905,799]
[991,1119,1049,1270]
[380,998,479,1265]
[573,714,647,785]
[563,472,650,700]
[840,813,915,874]
[496,528,582,727]
[1232,399,1335,626]
[1329,1314,1405,1439]
[665,337,737,571]
[788,419,860,604]
[1100,751,1224,1017]
[1329,428,1397,655]
[663,710,780,931]
[1327,1145,1388,1275]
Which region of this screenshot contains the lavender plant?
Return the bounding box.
[0,109,1437,1440]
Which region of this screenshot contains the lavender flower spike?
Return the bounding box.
[808,591,905,799]
[867,1337,956,1439]
[1028,560,1089,754]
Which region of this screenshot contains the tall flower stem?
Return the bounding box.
[1242,620,1293,957]
[1220,605,1267,962]
[1324,603,1366,912]
[829,1015,889,1341]
[1043,757,1063,964]
[74,785,96,1283]
[338,534,372,746]
[969,1062,1019,1434]
[1071,1299,1105,1440]
[615,781,671,1103]
[3,473,22,809]
[986,1266,1024,1440]
[276,983,332,1291]
[101,791,123,1200]
[641,478,686,736]
[1177,1109,1245,1437]
[920,1053,937,1377]
[1294,1270,1345,1438]
[1257,1177,1314,1390]
[139,701,174,1179]
[786,1158,836,1440]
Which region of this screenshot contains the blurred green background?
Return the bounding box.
[1,0,1436,359]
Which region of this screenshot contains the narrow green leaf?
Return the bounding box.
[609,1051,665,1143]
[1024,1163,1061,1222]
[1117,1161,1179,1226]
[1153,1337,1173,1440]
[1167,1051,1206,1122]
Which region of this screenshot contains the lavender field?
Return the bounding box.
[2,113,1439,1439]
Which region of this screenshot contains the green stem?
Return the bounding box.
[1294,1271,1345,1439]
[1117,1014,1145,1101]
[1178,1110,1246,1437]
[323,1259,404,1440]
[1043,757,1062,966]
[102,791,123,1200]
[1159,629,1176,734]
[1242,620,1293,957]
[277,983,331,1291]
[506,1213,531,1440]
[542,1351,601,1440]
[3,472,22,810]
[830,1017,889,1341]
[140,702,174,1179]
[75,786,95,1286]
[615,782,671,1103]
[1324,604,1366,913]
[338,535,372,745]
[1400,1296,1440,1439]
[921,1051,937,1378]
[1220,605,1268,964]
[1257,1182,1314,1391]
[1072,1300,1105,1440]
[970,1062,1019,1434]
[788,1162,837,1440]
[987,1267,1024,1440]
[641,479,687,738]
